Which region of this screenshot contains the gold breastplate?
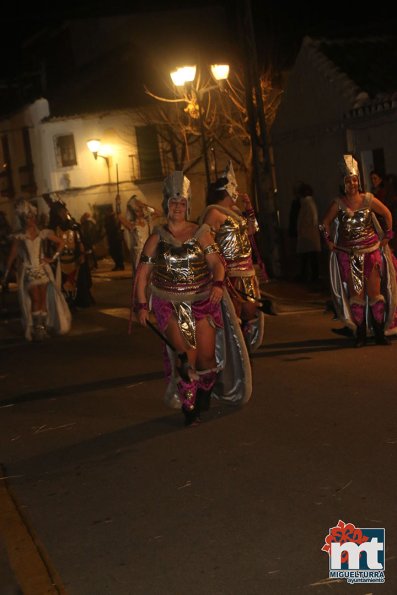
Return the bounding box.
[152,238,211,294]
[337,208,377,246]
[216,216,251,263]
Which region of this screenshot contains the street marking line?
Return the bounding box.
[0,465,67,595]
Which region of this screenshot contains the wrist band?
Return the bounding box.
[212,280,224,289]
[319,224,331,242]
[244,207,255,216]
[384,229,394,240]
[134,302,148,312]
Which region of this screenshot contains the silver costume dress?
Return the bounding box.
[14,230,71,341]
[200,204,265,352]
[145,224,252,408]
[329,193,397,334]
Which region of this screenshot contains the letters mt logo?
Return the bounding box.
[322,520,385,584]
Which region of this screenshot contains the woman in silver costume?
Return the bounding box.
[119,196,161,274]
[321,154,397,347]
[134,171,252,426]
[200,161,265,352]
[2,199,71,341]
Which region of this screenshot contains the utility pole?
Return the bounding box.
[115,163,121,215]
[236,0,280,277]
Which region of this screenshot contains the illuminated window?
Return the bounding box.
[54,134,77,167]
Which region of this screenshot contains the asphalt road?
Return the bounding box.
[0,274,396,595]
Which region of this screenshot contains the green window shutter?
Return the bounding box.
[135,125,162,180]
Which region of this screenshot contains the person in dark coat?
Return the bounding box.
[104,206,125,271]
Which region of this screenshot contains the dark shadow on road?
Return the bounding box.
[0,371,165,407]
[1,404,241,481]
[253,337,354,358]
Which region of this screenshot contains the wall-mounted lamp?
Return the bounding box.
[86,139,111,168]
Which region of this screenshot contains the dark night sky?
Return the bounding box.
[1,1,397,77]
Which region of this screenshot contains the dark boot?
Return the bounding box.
[32,312,45,342]
[196,369,217,414]
[181,406,200,426]
[195,388,211,413]
[178,379,200,426]
[370,297,392,345]
[372,319,392,345]
[350,300,366,348]
[355,320,367,348]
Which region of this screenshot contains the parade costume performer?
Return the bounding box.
[119,195,161,274]
[321,154,397,347]
[1,199,71,341]
[46,197,88,308]
[133,171,252,426]
[200,161,265,352]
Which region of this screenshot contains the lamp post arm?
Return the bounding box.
[195,90,211,191]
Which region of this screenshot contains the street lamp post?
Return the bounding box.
[170,64,229,190]
[195,89,211,189]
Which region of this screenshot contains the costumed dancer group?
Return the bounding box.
[321,154,397,347]
[1,199,71,342]
[132,162,265,426]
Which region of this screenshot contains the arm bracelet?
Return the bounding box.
[384,229,394,240]
[140,254,156,264]
[319,224,331,242]
[244,209,260,232]
[212,280,224,289]
[244,207,256,217]
[134,302,148,312]
[204,243,220,255]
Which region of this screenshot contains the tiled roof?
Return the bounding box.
[318,36,397,96]
[304,35,397,119]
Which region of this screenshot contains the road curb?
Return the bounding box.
[0,465,67,595]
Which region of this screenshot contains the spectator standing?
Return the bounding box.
[296,182,321,283]
[370,170,387,202]
[384,174,397,255]
[104,206,125,271]
[0,210,12,279]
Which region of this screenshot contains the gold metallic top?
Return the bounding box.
[151,226,211,295]
[216,215,252,271]
[336,195,378,249]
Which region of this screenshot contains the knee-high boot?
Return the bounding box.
[370,296,392,345]
[32,311,45,342]
[196,369,217,413]
[40,311,50,338]
[350,299,366,348]
[177,378,199,426]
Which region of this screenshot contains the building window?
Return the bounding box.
[135,125,162,180]
[0,135,14,197]
[54,134,77,167]
[19,127,37,194]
